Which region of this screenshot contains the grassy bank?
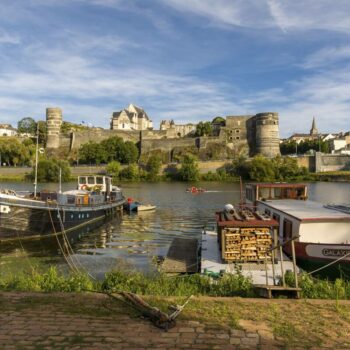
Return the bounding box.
[1,267,350,300]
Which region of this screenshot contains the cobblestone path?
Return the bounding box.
[0,292,284,350]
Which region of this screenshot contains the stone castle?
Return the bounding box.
[45,106,280,161]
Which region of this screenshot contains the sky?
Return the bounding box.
[0,0,350,137]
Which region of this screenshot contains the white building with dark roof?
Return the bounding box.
[0,124,17,137]
[110,104,153,131]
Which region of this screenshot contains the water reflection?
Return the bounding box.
[1,181,349,278]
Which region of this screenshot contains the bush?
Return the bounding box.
[31,159,71,182]
[145,155,162,180]
[106,161,121,179]
[178,155,200,181]
[119,164,140,180]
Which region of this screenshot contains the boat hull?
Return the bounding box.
[0,200,125,240]
[284,241,350,278]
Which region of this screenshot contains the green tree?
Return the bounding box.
[0,138,32,166]
[145,155,162,180]
[33,159,71,182]
[37,120,47,145]
[79,141,106,165]
[229,156,251,179]
[179,155,200,181]
[248,155,276,182]
[106,161,121,179]
[195,122,213,137]
[118,141,139,164]
[119,163,139,180]
[212,116,226,126]
[101,136,124,162]
[17,117,37,135]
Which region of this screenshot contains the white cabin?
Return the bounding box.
[256,199,350,245]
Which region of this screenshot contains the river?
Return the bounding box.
[0,181,349,278]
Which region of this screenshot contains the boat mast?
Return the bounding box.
[34,123,39,198]
[59,167,62,194]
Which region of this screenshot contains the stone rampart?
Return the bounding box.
[315,152,350,172]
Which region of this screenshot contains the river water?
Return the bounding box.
[0,181,349,278]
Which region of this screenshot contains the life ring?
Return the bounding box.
[81,185,89,191]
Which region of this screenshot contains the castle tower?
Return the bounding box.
[255,112,280,157]
[310,117,318,136]
[46,107,62,149]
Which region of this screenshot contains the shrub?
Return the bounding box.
[178,155,200,181]
[30,159,71,182]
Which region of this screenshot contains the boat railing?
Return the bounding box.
[264,235,300,289]
[0,195,125,210]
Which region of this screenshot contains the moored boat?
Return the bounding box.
[0,175,125,240]
[245,182,350,277]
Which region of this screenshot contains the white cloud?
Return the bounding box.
[302,46,350,69]
[0,30,20,45]
[163,0,350,34]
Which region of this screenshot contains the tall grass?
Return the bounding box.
[101,270,255,297]
[285,271,350,299]
[1,267,350,299]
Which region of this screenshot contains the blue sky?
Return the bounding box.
[0,0,350,137]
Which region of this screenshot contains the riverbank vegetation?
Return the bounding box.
[1,267,350,300]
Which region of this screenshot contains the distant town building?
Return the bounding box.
[289,117,320,143]
[160,120,196,137]
[0,124,17,137]
[110,104,153,131]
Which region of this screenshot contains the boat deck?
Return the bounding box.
[162,237,199,274]
[201,230,300,285]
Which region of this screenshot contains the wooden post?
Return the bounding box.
[264,254,268,286]
[279,245,285,287]
[271,248,276,286]
[291,240,298,288]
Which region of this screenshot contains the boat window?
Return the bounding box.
[283,219,293,241]
[79,177,86,185]
[273,188,282,199]
[273,213,280,223]
[87,176,95,185]
[96,177,104,184]
[258,187,270,200]
[265,209,271,216]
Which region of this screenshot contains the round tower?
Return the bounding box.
[46,107,62,149]
[255,112,280,157]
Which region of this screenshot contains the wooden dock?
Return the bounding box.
[162,238,199,274]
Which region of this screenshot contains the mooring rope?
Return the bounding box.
[305,249,350,276]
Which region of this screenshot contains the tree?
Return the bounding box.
[79,141,106,165]
[195,122,213,137]
[212,116,226,126]
[0,138,33,166]
[17,117,37,135]
[229,156,251,179]
[179,155,200,181]
[248,156,276,182]
[146,155,162,180]
[106,161,121,179]
[37,120,47,145]
[100,137,139,164]
[32,159,71,182]
[117,141,139,164]
[101,136,124,162]
[119,164,139,180]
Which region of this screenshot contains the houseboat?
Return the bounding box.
[245,183,350,276]
[0,175,125,240]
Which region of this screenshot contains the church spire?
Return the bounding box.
[310,117,318,136]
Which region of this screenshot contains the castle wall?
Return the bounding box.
[315,152,350,172]
[140,138,197,155]
[47,107,281,160]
